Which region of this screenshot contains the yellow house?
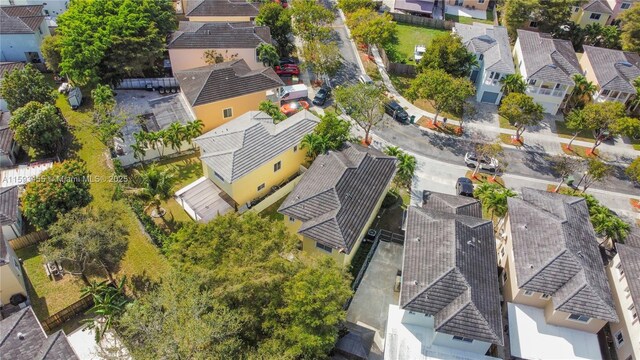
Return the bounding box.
[194,110,319,207]
[175,59,284,133]
[278,144,397,267]
[181,0,260,22]
[606,234,640,360]
[571,0,612,26]
[0,232,27,306]
[497,188,619,359]
[168,22,271,72]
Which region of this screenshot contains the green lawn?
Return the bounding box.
[554,120,595,143]
[445,10,494,25]
[498,116,517,130]
[260,197,285,222]
[386,23,449,64]
[388,74,460,120]
[150,153,202,224]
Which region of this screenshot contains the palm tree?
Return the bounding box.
[566,74,596,111]
[383,146,403,157]
[629,78,640,114]
[257,43,280,67]
[395,152,416,188]
[500,74,526,97]
[259,100,286,122]
[134,165,176,217]
[156,130,168,158]
[184,119,204,150]
[590,205,630,247]
[301,133,329,160]
[81,277,128,343]
[473,183,516,220]
[166,123,185,153]
[130,143,146,163]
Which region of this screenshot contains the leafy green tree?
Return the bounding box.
[290,0,334,42]
[383,145,403,157]
[315,112,352,150]
[566,74,596,112]
[500,73,526,97]
[416,33,476,77]
[564,108,587,149]
[165,122,185,152]
[407,69,475,123]
[300,40,343,81]
[384,146,415,188]
[611,116,640,140]
[334,83,385,142]
[96,114,124,150]
[0,64,56,112]
[536,0,573,35]
[40,207,127,283]
[91,84,116,116]
[583,23,621,49]
[347,9,397,51]
[56,0,177,85]
[259,100,287,122]
[580,101,628,152]
[256,2,293,55]
[338,0,374,13]
[82,278,128,342]
[590,205,630,244]
[473,182,517,219]
[619,2,640,53]
[501,0,540,39]
[41,34,63,73]
[301,133,329,160]
[132,165,176,217]
[10,101,67,157]
[582,157,611,191]
[626,157,640,184]
[498,93,544,141]
[471,142,504,178]
[548,154,580,192]
[257,43,280,67]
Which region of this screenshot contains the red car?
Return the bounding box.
[274,0,288,7]
[280,101,310,116]
[274,64,300,76]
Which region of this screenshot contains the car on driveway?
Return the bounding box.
[280,100,310,116]
[455,177,474,197]
[464,152,498,172]
[279,57,296,65]
[384,100,409,124]
[312,87,331,106]
[274,64,300,76]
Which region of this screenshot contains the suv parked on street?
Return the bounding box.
[384,101,409,124]
[464,152,498,172]
[455,177,474,197]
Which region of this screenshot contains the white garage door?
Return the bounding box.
[538,101,559,115]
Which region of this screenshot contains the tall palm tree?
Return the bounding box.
[567,74,596,111]
[301,133,329,160]
[81,277,128,343]
[130,143,146,163]
[590,205,630,247]
[134,165,176,217]
[473,183,516,220]
[259,100,286,122]
[257,43,280,67]
[383,146,403,157]
[395,152,416,188]
[500,74,526,97]
[184,119,204,150]
[166,123,185,153]
[156,130,168,158]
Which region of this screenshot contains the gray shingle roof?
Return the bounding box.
[0,186,18,226]
[583,45,640,94]
[422,190,482,218]
[0,62,25,79]
[185,0,260,17]
[507,188,618,322]
[279,144,397,253]
[195,110,319,182]
[175,59,283,106]
[0,111,14,155]
[0,5,44,34]
[582,0,612,14]
[615,243,640,311]
[0,307,79,360]
[517,30,582,85]
[454,23,515,75]
[401,206,503,345]
[169,22,271,49]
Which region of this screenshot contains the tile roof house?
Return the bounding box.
[0,230,27,307]
[421,190,482,218]
[604,0,638,23]
[168,21,271,72]
[580,45,640,106]
[0,186,22,241]
[0,307,79,360]
[181,0,260,22]
[279,144,396,266]
[0,62,24,112]
[513,30,583,114]
[606,227,640,360]
[0,111,18,168]
[453,23,515,105]
[571,0,613,26]
[388,206,503,358]
[175,59,284,132]
[0,5,50,63]
[192,110,319,208]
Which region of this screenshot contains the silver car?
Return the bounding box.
[464,152,498,171]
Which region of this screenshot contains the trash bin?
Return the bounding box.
[410,115,416,124]
[566,175,575,187]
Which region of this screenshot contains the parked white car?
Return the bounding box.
[464,152,498,172]
[414,45,426,62]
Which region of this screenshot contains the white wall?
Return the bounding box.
[0,0,68,18]
[116,140,193,167]
[432,332,493,355]
[0,20,49,62]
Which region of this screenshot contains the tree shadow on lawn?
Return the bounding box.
[421,130,475,157]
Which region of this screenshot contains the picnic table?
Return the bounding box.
[44,261,63,280]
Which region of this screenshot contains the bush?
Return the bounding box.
[128,200,169,249]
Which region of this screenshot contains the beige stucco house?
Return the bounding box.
[571,0,613,27]
[181,0,260,22]
[580,45,640,107]
[168,22,271,73]
[175,59,284,133]
[446,0,489,11]
[279,144,396,267]
[0,231,27,307]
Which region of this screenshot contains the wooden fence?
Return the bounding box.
[9,231,49,251]
[378,47,417,77]
[41,295,94,332]
[391,12,453,29]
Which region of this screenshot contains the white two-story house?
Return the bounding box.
[513,30,583,115]
[453,22,515,105]
[0,4,50,63]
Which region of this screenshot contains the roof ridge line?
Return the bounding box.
[280,187,339,213]
[403,267,457,309]
[520,249,570,289]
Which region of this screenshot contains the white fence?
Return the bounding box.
[115,140,194,167]
[116,78,179,90]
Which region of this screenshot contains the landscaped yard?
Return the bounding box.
[388,74,460,120]
[554,120,595,143]
[498,116,517,130]
[385,23,449,64]
[260,197,286,222]
[445,11,494,25]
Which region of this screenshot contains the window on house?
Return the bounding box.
[479,54,484,61]
[568,313,591,322]
[274,161,281,172]
[624,286,631,298]
[529,21,538,28]
[629,304,638,323]
[257,183,265,191]
[540,293,550,299]
[528,79,537,86]
[315,242,332,253]
[500,247,505,257]
[617,263,625,278]
[615,331,624,347]
[478,0,485,4]
[214,171,225,182]
[452,336,474,343]
[601,89,610,96]
[293,145,298,152]
[502,272,508,285]
[621,2,631,9]
[524,290,534,296]
[590,13,601,20]
[223,108,233,118]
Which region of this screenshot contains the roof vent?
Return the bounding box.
[577,251,584,258]
[467,240,476,247]
[17,332,25,340]
[415,236,420,242]
[413,280,419,286]
[522,224,528,230]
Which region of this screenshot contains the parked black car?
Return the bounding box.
[279,57,297,65]
[384,101,409,124]
[312,87,331,106]
[455,177,474,197]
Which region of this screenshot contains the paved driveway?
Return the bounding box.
[346,241,404,353]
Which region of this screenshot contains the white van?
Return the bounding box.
[276,84,308,102]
